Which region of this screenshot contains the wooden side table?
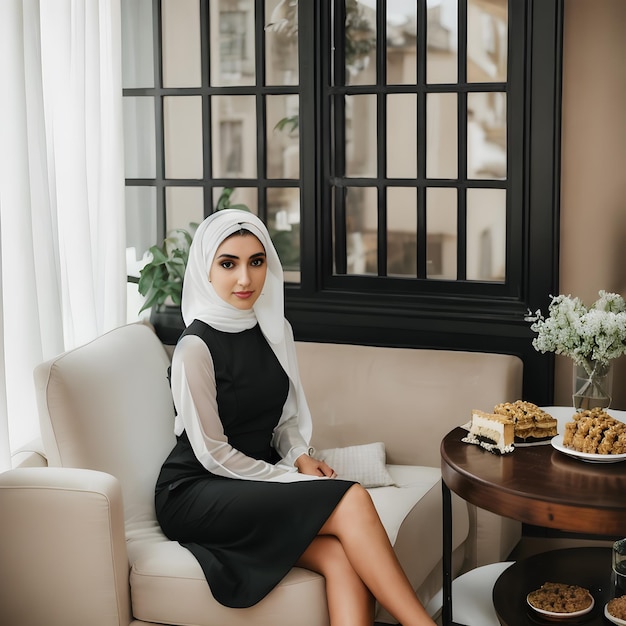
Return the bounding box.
[440,407,626,626]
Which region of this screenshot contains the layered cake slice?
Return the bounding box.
[493,400,558,442]
[463,409,515,454]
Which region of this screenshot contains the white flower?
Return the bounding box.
[528,291,626,367]
[595,289,626,314]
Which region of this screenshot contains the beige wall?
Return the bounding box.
[557,0,626,408]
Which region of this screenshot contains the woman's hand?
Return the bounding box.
[295,454,337,478]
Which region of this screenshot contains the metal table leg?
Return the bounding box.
[442,480,464,626]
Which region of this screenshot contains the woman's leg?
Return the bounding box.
[319,484,436,626]
[297,536,374,626]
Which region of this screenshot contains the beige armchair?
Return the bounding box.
[0,323,336,626]
[0,322,523,626]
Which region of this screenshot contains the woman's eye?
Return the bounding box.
[251,258,265,267]
[220,261,235,269]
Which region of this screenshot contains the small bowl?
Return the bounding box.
[526,593,594,619]
[605,603,626,626]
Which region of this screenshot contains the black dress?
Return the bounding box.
[155,321,354,608]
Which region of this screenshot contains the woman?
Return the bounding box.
[155,209,436,626]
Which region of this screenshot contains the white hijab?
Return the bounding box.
[181,209,312,442]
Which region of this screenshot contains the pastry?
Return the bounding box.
[562,408,626,455]
[493,400,558,442]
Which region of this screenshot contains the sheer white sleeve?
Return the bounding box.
[171,334,317,482]
[272,385,312,466]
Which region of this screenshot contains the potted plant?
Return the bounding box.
[137,226,196,344]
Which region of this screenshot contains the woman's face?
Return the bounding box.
[209,232,267,310]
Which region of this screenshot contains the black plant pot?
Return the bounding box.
[149,305,185,345]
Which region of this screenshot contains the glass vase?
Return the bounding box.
[572,359,613,411]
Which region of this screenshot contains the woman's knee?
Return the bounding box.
[322,484,378,534]
[347,483,373,503]
[342,484,377,518]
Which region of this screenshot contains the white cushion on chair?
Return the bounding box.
[130,539,328,626]
[318,442,395,487]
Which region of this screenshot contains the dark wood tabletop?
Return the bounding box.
[441,426,626,536]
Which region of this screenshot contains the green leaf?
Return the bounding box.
[149,245,169,264]
[216,188,234,211]
[274,115,299,134]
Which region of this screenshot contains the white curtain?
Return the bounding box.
[0,0,126,470]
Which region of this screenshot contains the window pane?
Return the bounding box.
[346,186,377,275]
[346,94,377,177]
[123,97,156,178]
[386,0,417,85]
[165,187,204,233]
[210,0,255,86]
[426,187,457,279]
[267,95,300,179]
[121,0,154,88]
[125,186,157,261]
[162,0,202,88]
[467,92,506,179]
[427,0,458,84]
[212,187,258,215]
[387,94,417,178]
[467,0,508,83]
[267,187,301,280]
[265,0,299,86]
[387,188,417,277]
[345,0,376,85]
[466,188,506,282]
[211,96,257,178]
[163,96,203,179]
[426,93,457,179]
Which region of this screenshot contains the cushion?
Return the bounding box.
[317,442,395,488]
[130,539,329,626]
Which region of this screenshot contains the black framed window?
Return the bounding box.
[325,0,516,291]
[122,0,563,403]
[122,0,303,281]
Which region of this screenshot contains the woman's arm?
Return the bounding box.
[171,335,314,482]
[273,387,335,477]
[271,385,310,465]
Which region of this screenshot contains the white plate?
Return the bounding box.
[605,603,626,625]
[551,435,626,463]
[527,593,594,619]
